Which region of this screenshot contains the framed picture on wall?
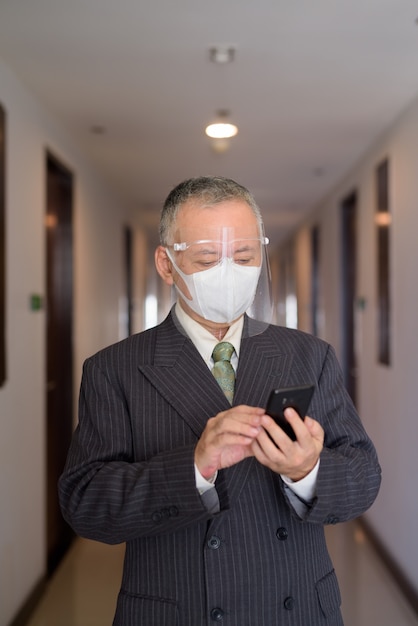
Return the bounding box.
[0,103,5,386]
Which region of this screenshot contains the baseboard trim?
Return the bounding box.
[9,576,47,626]
[359,517,418,616]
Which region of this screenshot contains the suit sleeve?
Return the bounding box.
[58,356,214,544]
[285,342,381,524]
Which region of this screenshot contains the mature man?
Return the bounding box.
[59,176,381,626]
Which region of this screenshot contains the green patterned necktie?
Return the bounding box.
[212,342,235,404]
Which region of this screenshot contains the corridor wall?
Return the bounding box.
[0,58,145,626]
[287,93,418,598]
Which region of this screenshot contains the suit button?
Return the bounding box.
[151,511,162,523]
[169,506,179,517]
[207,535,221,550]
[284,596,294,610]
[276,527,288,540]
[210,608,224,621]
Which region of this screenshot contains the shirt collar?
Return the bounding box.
[175,302,243,367]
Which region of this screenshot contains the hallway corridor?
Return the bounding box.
[22,519,418,626]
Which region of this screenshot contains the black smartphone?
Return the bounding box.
[265,384,315,441]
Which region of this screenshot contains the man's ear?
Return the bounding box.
[155,246,174,285]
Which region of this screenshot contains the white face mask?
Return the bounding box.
[167,251,262,323]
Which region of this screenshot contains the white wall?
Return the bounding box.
[0,59,147,626]
[287,94,418,595]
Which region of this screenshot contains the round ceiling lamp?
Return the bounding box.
[205,109,238,141]
[205,121,238,139]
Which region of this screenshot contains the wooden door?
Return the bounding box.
[45,153,74,574]
[341,191,358,405]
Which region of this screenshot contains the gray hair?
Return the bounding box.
[159,176,263,245]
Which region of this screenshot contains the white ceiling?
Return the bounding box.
[1,0,418,246]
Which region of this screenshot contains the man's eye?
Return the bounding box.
[195,259,218,268]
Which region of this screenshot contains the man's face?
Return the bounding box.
[165,198,262,325]
[155,197,264,329]
[171,198,261,277]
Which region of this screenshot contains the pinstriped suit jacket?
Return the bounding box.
[59,310,381,626]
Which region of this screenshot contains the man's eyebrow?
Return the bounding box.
[233,242,258,252]
[190,245,219,255]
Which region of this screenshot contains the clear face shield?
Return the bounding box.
[166,225,273,333]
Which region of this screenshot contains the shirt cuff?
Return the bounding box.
[195,464,218,495]
[281,459,320,503]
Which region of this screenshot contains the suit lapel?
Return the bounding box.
[234,322,293,408]
[137,312,231,438]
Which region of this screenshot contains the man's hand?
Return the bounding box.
[195,405,265,480]
[252,408,324,481]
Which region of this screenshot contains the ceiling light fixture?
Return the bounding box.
[209,46,235,65]
[205,109,238,141]
[205,47,238,150]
